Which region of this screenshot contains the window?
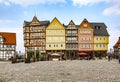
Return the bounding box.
[103,44,105,47]
[82,44,85,48]
[73,44,75,48]
[66,44,69,48]
[0,37,3,42]
[100,44,102,48]
[100,38,102,40]
[61,44,63,47]
[4,45,6,48]
[72,31,77,34]
[82,37,86,40]
[80,30,91,34]
[6,45,12,48]
[26,33,29,36]
[95,26,98,29]
[67,31,71,33]
[88,30,91,34]
[84,24,87,27]
[86,37,91,40]
[95,26,102,29]
[96,44,98,48]
[87,44,91,48]
[54,24,58,27]
[49,45,51,47]
[81,44,91,48]
[72,37,77,41]
[96,38,98,40]
[98,26,100,29]
[0,44,2,48]
[103,37,105,40]
[67,38,71,41]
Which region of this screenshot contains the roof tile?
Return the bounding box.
[0,32,16,45]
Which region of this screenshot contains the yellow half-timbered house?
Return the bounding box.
[46,17,65,60]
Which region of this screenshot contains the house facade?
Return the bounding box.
[113,37,120,56]
[23,16,50,58]
[0,32,16,60]
[78,19,94,57]
[46,17,65,59]
[65,20,78,59]
[23,17,109,60]
[90,23,109,57]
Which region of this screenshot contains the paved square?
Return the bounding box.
[0,60,120,82]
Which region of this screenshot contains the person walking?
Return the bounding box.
[108,54,111,61]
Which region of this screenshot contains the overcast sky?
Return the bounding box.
[0,0,120,53]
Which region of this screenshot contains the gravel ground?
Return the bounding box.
[0,59,120,82]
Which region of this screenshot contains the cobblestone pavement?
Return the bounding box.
[0,60,120,82]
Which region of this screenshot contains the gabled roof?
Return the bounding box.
[113,37,120,48]
[31,16,40,23]
[46,17,65,29]
[0,32,16,45]
[79,18,93,29]
[23,16,50,27]
[65,20,79,29]
[63,24,79,29]
[90,23,109,36]
[68,20,75,25]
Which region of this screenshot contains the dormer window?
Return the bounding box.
[0,37,4,42]
[95,26,98,29]
[95,26,102,29]
[98,26,100,29]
